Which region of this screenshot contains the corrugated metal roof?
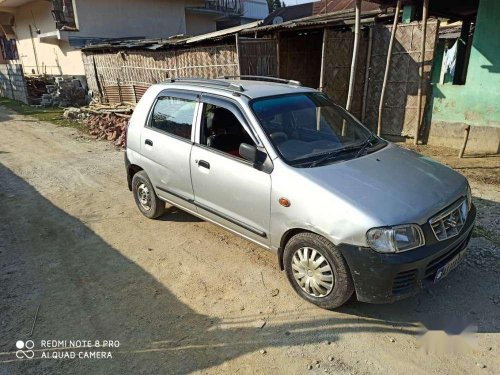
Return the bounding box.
[244,8,388,34]
[313,0,381,14]
[82,21,261,52]
[185,21,261,44]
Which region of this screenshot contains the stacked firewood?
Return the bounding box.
[84,113,128,147]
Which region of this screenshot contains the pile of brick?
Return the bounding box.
[26,76,53,103]
[83,113,129,147]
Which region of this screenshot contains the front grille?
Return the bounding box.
[392,269,418,295]
[429,199,467,241]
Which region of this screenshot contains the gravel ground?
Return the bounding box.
[0,106,499,375]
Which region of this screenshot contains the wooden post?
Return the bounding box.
[317,28,328,131]
[377,0,402,136]
[319,28,328,92]
[29,25,40,75]
[235,33,241,76]
[345,0,362,113]
[276,32,281,78]
[117,78,123,105]
[343,0,362,136]
[361,26,373,123]
[458,125,471,158]
[174,50,178,78]
[414,0,429,145]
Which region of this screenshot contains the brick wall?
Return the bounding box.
[0,63,29,104]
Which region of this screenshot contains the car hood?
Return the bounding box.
[298,143,467,225]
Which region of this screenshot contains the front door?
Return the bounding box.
[190,96,271,246]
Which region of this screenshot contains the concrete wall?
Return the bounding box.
[241,0,269,20]
[185,12,217,36]
[14,1,85,75]
[428,0,500,154]
[12,0,218,76]
[0,63,28,103]
[75,0,189,40]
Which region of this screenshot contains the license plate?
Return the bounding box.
[434,250,466,283]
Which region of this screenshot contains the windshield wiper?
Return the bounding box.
[354,133,376,158]
[308,147,357,168]
[307,134,377,168]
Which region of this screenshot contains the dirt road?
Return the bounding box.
[1,106,499,375]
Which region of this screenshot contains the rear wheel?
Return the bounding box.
[284,232,354,310]
[132,171,165,219]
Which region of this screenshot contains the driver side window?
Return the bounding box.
[200,103,255,158]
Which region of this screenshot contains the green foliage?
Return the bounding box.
[0,97,87,132]
[267,0,283,12]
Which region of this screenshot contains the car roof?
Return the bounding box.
[157,79,317,99]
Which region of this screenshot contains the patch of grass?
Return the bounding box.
[472,224,500,246]
[0,97,88,133]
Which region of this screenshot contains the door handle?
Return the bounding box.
[198,160,210,169]
[145,139,153,146]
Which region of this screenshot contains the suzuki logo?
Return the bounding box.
[446,218,458,228]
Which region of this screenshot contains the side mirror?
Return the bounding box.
[239,143,266,164]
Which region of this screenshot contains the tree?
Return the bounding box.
[267,0,283,12]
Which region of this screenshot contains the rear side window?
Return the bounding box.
[150,96,196,140]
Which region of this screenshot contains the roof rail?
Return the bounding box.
[219,75,302,87]
[168,77,245,92]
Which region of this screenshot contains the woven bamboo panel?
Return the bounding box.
[239,39,278,77]
[279,32,323,89]
[176,45,238,78]
[322,29,368,119]
[83,44,238,104]
[364,20,438,136]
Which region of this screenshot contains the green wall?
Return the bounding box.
[430,0,500,129]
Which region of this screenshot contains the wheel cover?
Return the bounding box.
[136,183,152,211]
[291,247,334,298]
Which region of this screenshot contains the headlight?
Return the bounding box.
[367,224,425,253]
[466,182,472,212]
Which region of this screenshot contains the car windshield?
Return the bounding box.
[250,92,381,166]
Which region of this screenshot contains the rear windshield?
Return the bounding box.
[250,92,384,166]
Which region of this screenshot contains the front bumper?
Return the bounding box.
[339,204,476,304]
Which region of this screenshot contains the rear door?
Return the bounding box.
[190,94,272,246]
[140,90,199,211]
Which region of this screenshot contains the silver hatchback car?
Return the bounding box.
[125,77,476,309]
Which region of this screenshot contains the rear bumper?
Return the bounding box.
[339,204,476,304]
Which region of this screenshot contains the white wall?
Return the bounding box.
[14,1,85,75]
[185,12,217,36]
[11,0,220,76]
[75,0,189,40]
[242,0,269,20]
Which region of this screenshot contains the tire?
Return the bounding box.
[132,171,165,219]
[283,232,354,310]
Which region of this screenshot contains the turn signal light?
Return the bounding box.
[279,197,291,207]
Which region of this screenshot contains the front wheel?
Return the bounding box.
[283,232,354,310]
[132,171,165,219]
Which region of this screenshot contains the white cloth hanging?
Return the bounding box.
[444,40,458,77]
